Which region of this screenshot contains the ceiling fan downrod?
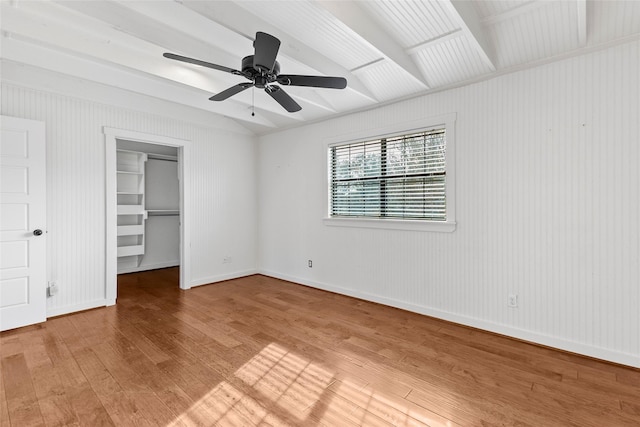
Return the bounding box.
[251,86,255,117]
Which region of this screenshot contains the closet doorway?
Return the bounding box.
[104,128,191,305]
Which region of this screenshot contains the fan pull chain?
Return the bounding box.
[251,87,255,117]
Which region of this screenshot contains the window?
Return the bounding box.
[325,115,455,232]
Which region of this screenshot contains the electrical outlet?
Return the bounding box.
[47,281,58,297]
[223,256,232,264]
[508,293,518,308]
[308,260,312,268]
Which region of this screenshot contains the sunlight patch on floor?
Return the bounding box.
[234,342,336,419]
[167,342,453,426]
[168,379,286,426]
[330,379,455,427]
[168,342,335,426]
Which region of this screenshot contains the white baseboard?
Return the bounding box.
[45,270,257,318]
[259,269,640,369]
[190,269,258,288]
[47,299,109,318]
[117,261,179,275]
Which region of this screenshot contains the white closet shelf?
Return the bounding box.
[116,149,147,269]
[117,225,144,236]
[117,205,146,215]
[117,245,145,257]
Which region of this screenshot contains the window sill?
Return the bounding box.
[323,217,456,232]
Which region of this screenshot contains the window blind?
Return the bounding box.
[330,129,446,220]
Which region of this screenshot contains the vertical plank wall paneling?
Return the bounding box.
[1,84,258,316]
[257,40,640,367]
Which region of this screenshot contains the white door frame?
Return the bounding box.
[104,127,191,304]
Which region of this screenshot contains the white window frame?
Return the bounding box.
[323,114,456,232]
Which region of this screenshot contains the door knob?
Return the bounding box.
[33,229,43,236]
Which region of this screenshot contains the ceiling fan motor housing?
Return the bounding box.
[242,55,280,88]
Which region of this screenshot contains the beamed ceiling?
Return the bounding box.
[1,1,640,134]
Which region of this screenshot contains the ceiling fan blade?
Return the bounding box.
[253,32,280,73]
[277,75,347,89]
[265,85,301,113]
[163,53,242,76]
[209,83,254,101]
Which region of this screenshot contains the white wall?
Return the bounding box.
[0,82,258,316]
[257,41,640,367]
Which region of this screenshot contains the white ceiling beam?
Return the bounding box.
[576,0,587,47]
[1,58,255,135]
[443,0,496,71]
[113,0,252,55]
[350,58,386,74]
[481,1,548,26]
[405,30,464,56]
[53,0,241,77]
[180,0,378,104]
[316,0,429,89]
[1,3,213,88]
[287,90,337,113]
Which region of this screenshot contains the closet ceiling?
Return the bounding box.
[1,1,639,134]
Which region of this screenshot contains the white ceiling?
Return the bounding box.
[1,1,639,134]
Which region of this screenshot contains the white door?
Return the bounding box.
[0,116,46,331]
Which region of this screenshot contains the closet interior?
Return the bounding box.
[116,140,180,274]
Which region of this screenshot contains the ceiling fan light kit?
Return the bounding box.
[164,31,347,114]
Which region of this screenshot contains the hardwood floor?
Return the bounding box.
[1,268,639,426]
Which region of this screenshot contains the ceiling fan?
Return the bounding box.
[163,31,347,113]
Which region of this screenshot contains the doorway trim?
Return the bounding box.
[104,127,191,304]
